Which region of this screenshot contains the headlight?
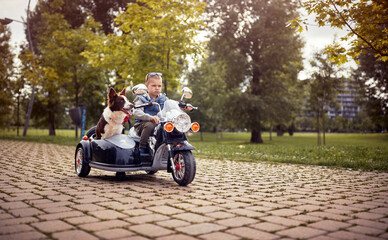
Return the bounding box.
[173,113,191,132]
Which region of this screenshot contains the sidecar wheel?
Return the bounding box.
[116,172,126,181]
[75,146,90,177]
[171,151,196,186]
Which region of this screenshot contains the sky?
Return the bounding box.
[1,0,350,80]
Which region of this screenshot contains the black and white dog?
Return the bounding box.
[96,87,133,139]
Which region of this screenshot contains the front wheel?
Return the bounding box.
[171,151,196,186]
[75,146,91,177]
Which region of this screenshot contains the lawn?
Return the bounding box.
[189,132,388,171]
[1,129,387,171]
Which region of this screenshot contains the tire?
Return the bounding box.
[116,172,126,181]
[171,151,196,186]
[86,126,97,138]
[75,146,91,177]
[146,171,158,175]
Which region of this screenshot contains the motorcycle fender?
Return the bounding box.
[77,140,92,163]
[171,142,195,151]
[167,142,195,173]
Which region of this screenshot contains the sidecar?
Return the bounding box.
[74,132,166,180]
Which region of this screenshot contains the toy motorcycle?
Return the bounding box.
[74,85,199,186]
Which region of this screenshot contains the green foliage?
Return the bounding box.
[22,0,112,133]
[187,52,237,132]
[352,49,388,130]
[307,50,344,144]
[83,0,206,90]
[203,0,303,143]
[289,0,388,63]
[0,24,14,127]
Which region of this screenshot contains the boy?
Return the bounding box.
[133,73,166,154]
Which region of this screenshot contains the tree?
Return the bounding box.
[83,0,206,93]
[0,24,14,128]
[81,0,133,35]
[352,49,388,131]
[307,51,343,145]
[26,0,110,135]
[289,0,388,63]
[205,0,303,143]
[187,52,236,141]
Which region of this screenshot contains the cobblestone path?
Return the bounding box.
[0,140,387,240]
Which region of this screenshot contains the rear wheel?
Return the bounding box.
[75,146,91,177]
[146,170,158,175]
[171,151,196,186]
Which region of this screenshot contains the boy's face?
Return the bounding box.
[146,77,162,98]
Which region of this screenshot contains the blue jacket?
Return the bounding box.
[134,94,167,123]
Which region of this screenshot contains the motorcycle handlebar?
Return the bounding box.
[135,101,197,110]
[179,102,198,110]
[134,102,153,109]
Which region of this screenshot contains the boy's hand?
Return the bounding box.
[150,116,160,124]
[184,106,193,111]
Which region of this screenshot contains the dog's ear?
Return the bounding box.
[119,87,127,96]
[108,88,117,107]
[108,88,117,98]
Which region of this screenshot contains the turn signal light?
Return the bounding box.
[191,122,200,132]
[164,122,174,132]
[82,136,89,141]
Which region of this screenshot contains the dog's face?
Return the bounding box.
[107,87,134,114]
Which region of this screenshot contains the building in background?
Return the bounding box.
[328,81,360,120]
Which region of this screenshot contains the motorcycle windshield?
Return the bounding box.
[158,99,184,121]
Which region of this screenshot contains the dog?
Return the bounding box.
[96,87,134,139]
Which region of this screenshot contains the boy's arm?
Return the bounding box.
[133,97,152,121]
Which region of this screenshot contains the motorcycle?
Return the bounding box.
[74,85,199,186]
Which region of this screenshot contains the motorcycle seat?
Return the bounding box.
[128,127,141,142]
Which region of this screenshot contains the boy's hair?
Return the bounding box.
[145,72,162,84]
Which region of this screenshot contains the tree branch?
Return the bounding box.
[328,0,387,57]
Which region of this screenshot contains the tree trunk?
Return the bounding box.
[49,110,56,136]
[17,94,20,136]
[74,66,79,139]
[322,107,326,146]
[317,112,321,146]
[23,85,35,137]
[164,45,170,96]
[215,125,219,144]
[48,92,56,136]
[251,128,263,144]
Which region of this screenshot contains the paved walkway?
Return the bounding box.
[0,140,387,240]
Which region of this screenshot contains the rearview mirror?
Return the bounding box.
[181,87,192,100]
[132,84,148,96]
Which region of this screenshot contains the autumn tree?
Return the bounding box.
[84,0,206,93]
[290,0,388,63]
[205,0,303,143]
[0,24,14,128]
[26,0,110,135]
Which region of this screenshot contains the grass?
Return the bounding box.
[1,128,387,171]
[189,132,388,171]
[0,128,81,146]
